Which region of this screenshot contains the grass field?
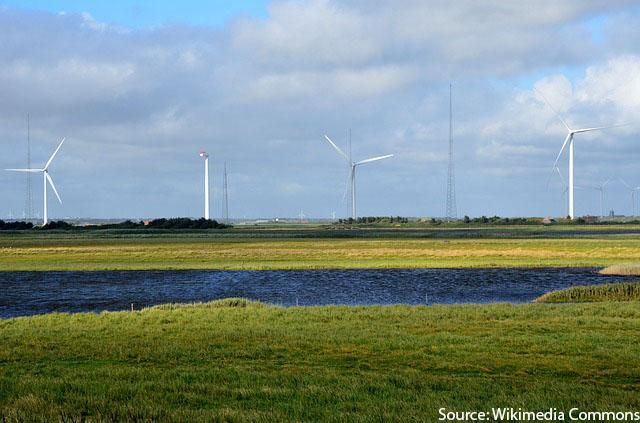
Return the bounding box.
[2,226,640,270]
[1,299,639,420]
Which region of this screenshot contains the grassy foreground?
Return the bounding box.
[1,300,640,420]
[3,229,640,270]
[536,281,640,303]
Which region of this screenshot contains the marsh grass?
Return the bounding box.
[1,300,640,420]
[600,264,640,275]
[536,282,640,303]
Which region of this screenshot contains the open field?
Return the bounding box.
[1,300,639,420]
[2,225,640,270]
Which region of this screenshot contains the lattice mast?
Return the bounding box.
[445,83,457,221]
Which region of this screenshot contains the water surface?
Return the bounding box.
[0,268,632,318]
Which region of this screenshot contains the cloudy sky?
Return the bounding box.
[1,0,640,220]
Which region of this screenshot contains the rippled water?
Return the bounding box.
[0,268,632,318]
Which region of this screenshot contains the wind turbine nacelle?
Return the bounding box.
[199,151,209,158]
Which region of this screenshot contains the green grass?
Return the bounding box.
[1,300,639,420]
[536,282,640,303]
[2,226,640,270]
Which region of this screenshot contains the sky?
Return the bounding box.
[1,0,640,220]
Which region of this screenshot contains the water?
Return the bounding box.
[0,268,633,318]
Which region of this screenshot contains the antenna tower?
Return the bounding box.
[446,84,457,221]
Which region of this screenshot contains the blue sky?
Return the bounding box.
[0,0,268,27]
[0,1,639,220]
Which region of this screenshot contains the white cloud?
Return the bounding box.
[0,2,639,218]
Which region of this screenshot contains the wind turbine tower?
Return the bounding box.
[223,162,229,222]
[199,151,210,220]
[446,83,457,221]
[6,138,65,226]
[26,114,32,221]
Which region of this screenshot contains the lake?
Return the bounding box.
[0,268,632,318]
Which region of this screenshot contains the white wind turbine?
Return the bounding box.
[323,135,393,220]
[619,178,640,217]
[199,151,210,219]
[541,92,621,219]
[6,138,65,226]
[583,178,612,218]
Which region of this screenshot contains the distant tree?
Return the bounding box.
[463,215,471,224]
[41,220,73,230]
[0,220,33,230]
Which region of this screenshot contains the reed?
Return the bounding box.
[536,282,640,303]
[599,264,640,276]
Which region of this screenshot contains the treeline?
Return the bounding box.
[128,218,228,230]
[0,218,230,230]
[336,216,410,224]
[0,220,34,230]
[461,216,535,225]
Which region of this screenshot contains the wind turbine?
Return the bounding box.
[323,134,393,220]
[619,178,640,217]
[583,178,612,218]
[199,151,210,220]
[6,138,65,226]
[540,92,621,219]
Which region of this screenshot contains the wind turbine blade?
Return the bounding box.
[342,170,351,201]
[44,137,65,170]
[355,154,394,166]
[323,135,349,162]
[572,124,628,134]
[535,89,571,131]
[552,133,572,171]
[5,168,43,172]
[45,173,62,204]
[619,177,632,190]
[554,166,566,186]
